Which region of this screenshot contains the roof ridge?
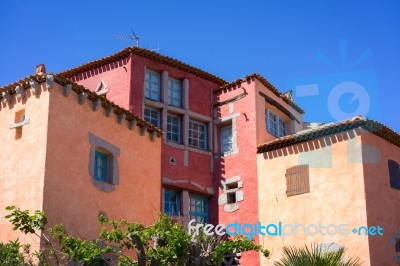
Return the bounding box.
[215,72,305,114]
[257,115,400,153]
[57,46,227,85]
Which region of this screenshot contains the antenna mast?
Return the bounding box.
[114,29,140,47]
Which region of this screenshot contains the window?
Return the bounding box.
[227,192,236,204]
[167,114,181,143]
[285,164,310,196]
[189,195,209,223]
[396,239,400,252]
[388,160,400,190]
[221,125,233,153]
[15,109,25,139]
[164,190,180,216]
[88,134,120,193]
[144,107,161,127]
[266,109,287,137]
[95,151,108,182]
[189,120,207,150]
[144,70,161,101]
[168,77,182,107]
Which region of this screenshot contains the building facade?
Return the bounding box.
[1,46,400,265]
[257,116,400,265]
[0,73,162,260]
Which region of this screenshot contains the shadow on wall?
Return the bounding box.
[262,129,361,160]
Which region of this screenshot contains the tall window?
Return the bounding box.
[189,120,207,150]
[285,164,310,197]
[168,78,182,107]
[144,107,161,127]
[266,109,287,137]
[144,70,161,101]
[189,195,209,223]
[164,190,180,216]
[167,114,180,143]
[221,125,233,153]
[95,151,108,182]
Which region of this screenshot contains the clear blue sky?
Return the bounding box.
[1,0,399,131]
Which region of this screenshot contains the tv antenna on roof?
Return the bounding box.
[114,29,140,47]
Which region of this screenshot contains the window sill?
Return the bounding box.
[92,179,115,193]
[188,146,211,155]
[164,140,185,149]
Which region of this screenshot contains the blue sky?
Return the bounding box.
[1,0,399,131]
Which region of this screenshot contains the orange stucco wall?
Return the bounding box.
[257,129,370,265]
[0,84,50,248]
[360,131,400,265]
[42,82,161,240]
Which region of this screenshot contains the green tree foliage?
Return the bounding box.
[274,243,361,266]
[2,206,270,265]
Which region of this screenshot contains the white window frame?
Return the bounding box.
[221,125,233,153]
[167,114,181,144]
[266,109,287,137]
[189,120,207,150]
[168,77,182,107]
[144,107,161,127]
[144,70,161,101]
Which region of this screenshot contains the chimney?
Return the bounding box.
[35,64,46,74]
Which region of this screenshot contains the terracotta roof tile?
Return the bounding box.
[0,74,163,138]
[215,73,305,114]
[58,46,227,85]
[257,115,400,153]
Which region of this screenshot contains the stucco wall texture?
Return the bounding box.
[256,128,400,265]
[0,82,162,250]
[0,84,50,249]
[43,83,162,239]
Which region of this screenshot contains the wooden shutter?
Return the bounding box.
[285,164,310,196]
[388,160,400,190]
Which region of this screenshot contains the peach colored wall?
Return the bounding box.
[0,84,49,249]
[257,130,370,265]
[360,132,400,265]
[42,83,161,240]
[70,57,131,111]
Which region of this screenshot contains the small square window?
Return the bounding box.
[221,125,233,153]
[168,78,182,107]
[227,192,236,204]
[189,120,207,150]
[144,107,161,127]
[144,70,161,101]
[164,190,180,216]
[226,182,238,190]
[95,151,108,182]
[167,114,181,143]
